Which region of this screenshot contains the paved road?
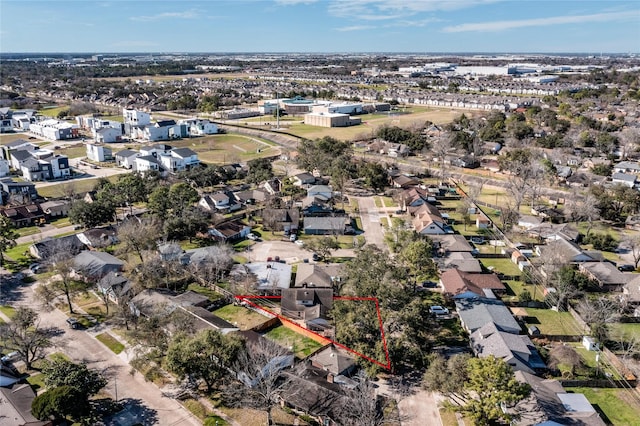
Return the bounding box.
[16,224,77,245]
[353,196,386,249]
[10,278,202,426]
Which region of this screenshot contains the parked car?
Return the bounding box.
[29,263,41,273]
[1,352,20,363]
[429,306,449,316]
[618,264,636,272]
[312,253,320,261]
[289,234,297,242]
[422,281,438,288]
[66,318,80,329]
[295,240,304,247]
[247,233,258,241]
[470,236,486,245]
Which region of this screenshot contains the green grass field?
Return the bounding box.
[479,258,522,276]
[523,308,583,336]
[565,387,640,425]
[95,332,125,354]
[264,325,324,358]
[186,283,225,301]
[35,175,120,198]
[38,106,69,118]
[213,304,270,331]
[164,133,280,164]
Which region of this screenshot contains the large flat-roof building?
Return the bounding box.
[304,112,361,128]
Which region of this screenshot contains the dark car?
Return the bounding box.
[66,318,80,329]
[422,281,438,288]
[618,264,636,272]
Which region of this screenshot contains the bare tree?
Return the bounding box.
[117,217,162,264]
[339,373,404,426]
[225,338,298,425]
[622,234,640,268]
[188,244,234,286]
[431,135,453,183]
[0,307,53,370]
[577,296,622,343]
[41,240,86,314]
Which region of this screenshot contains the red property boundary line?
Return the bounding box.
[236,295,391,370]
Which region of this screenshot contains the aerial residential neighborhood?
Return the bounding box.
[1,1,640,426]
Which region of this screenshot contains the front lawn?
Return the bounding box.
[523,308,583,336]
[95,332,125,354]
[565,387,640,425]
[264,325,324,358]
[213,304,270,331]
[479,257,522,276]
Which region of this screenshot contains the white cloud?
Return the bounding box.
[443,10,640,33]
[130,10,199,22]
[335,25,376,32]
[328,0,501,19]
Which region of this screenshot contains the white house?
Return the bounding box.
[123,109,151,126]
[134,155,162,173]
[0,158,10,177]
[94,126,122,143]
[168,148,199,171]
[612,172,637,188]
[20,154,71,182]
[199,193,230,211]
[86,143,113,162]
[140,143,172,158]
[29,119,79,140]
[180,118,218,135]
[115,149,140,169]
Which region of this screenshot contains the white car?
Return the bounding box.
[1,351,20,363]
[247,233,258,241]
[429,306,449,316]
[295,240,304,246]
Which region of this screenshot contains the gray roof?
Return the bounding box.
[612,172,637,182]
[172,147,197,157]
[455,297,521,334]
[10,149,33,161]
[115,149,139,158]
[303,216,349,232]
[73,250,125,277]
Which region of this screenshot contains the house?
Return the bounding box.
[470,322,546,374]
[518,215,543,230]
[180,118,218,135]
[1,139,38,161]
[441,252,483,273]
[262,208,300,232]
[613,161,640,175]
[578,262,634,291]
[234,188,269,205]
[0,382,53,426]
[0,178,38,203]
[73,250,125,279]
[94,126,122,143]
[134,155,162,173]
[527,222,580,242]
[115,149,140,169]
[507,371,606,426]
[307,185,333,201]
[97,271,132,304]
[9,149,35,170]
[39,199,70,218]
[86,143,113,162]
[310,345,356,378]
[169,147,200,169]
[431,234,474,255]
[412,203,448,235]
[1,204,45,227]
[293,172,316,186]
[0,158,9,177]
[612,172,637,188]
[262,178,282,195]
[391,174,420,189]
[303,216,352,235]
[440,269,506,299]
[29,119,79,140]
[30,235,84,260]
[140,144,172,157]
[455,297,521,334]
[281,287,334,333]
[294,263,340,288]
[238,261,293,294]
[535,238,602,267]
[622,275,640,308]
[78,226,118,248]
[19,153,71,182]
[207,220,251,241]
[199,193,230,211]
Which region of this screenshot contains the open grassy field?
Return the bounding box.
[36,175,120,198]
[163,133,280,164]
[213,304,270,331]
[264,325,324,358]
[523,308,583,336]
[38,106,69,117]
[565,387,640,425]
[0,133,41,145]
[479,258,522,276]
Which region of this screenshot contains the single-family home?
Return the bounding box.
[238,261,293,294]
[234,188,269,205]
[293,172,316,187]
[470,322,546,374]
[613,161,640,175]
[527,222,580,242]
[307,185,333,201]
[1,204,45,228]
[140,144,172,158]
[412,203,448,235]
[455,297,521,334]
[431,234,474,255]
[612,172,637,188]
[441,252,483,273]
[95,126,122,143]
[0,178,38,203]
[440,269,506,299]
[169,147,200,170]
[303,216,352,235]
[0,382,53,426]
[39,199,71,218]
[535,238,602,267]
[115,149,140,169]
[391,174,420,189]
[73,250,125,279]
[310,345,356,378]
[281,287,334,333]
[294,263,341,288]
[199,193,230,211]
[30,234,86,259]
[578,262,634,291]
[97,271,132,304]
[207,220,251,241]
[262,208,300,232]
[86,143,113,162]
[134,155,162,173]
[507,371,606,426]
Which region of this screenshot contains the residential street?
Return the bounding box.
[6,275,202,426]
[353,196,385,248]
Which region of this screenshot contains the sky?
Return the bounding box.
[1,0,639,54]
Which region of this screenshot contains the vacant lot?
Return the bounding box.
[524,308,583,336]
[163,133,280,164]
[264,325,324,359]
[213,304,270,331]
